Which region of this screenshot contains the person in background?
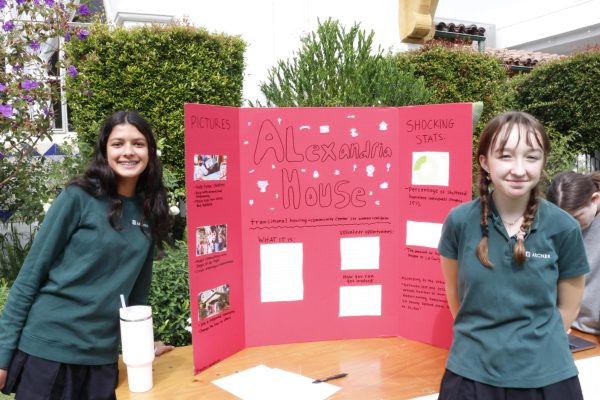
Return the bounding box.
[0,110,172,399]
[547,171,600,335]
[438,111,588,399]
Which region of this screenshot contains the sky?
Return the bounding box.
[436,0,590,27]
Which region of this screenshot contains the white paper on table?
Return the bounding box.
[339,285,382,317]
[406,220,443,249]
[260,243,304,302]
[212,364,341,400]
[340,236,380,270]
[576,356,600,399]
[409,394,438,400]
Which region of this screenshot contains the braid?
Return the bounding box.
[476,171,494,268]
[475,111,550,268]
[514,188,539,264]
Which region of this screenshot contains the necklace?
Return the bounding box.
[502,215,523,226]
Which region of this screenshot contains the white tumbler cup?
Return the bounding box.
[119,305,155,392]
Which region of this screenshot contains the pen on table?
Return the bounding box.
[312,372,348,384]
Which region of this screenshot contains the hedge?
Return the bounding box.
[508,49,600,153]
[149,241,192,347]
[395,42,509,195]
[65,22,246,187]
[395,42,509,134]
[0,279,9,316]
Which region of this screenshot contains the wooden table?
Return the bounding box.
[116,330,600,400]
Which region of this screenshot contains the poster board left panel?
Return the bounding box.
[184,103,245,373]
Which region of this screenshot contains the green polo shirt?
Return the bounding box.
[438,196,589,388]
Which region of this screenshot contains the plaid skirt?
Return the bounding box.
[438,369,584,400]
[1,349,118,400]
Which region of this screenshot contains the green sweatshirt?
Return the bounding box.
[0,185,154,368]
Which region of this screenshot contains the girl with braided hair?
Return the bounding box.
[547,171,600,335]
[437,111,589,400]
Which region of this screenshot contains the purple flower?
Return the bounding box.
[86,89,93,97]
[12,64,22,71]
[29,40,40,50]
[78,4,89,15]
[0,104,13,118]
[64,32,71,42]
[0,83,6,92]
[77,29,89,40]
[68,65,78,78]
[20,80,40,90]
[16,0,26,4]
[44,0,54,5]
[0,0,6,9]
[23,95,34,104]
[2,20,15,32]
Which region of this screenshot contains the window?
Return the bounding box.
[47,49,69,133]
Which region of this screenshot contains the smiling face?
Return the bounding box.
[479,124,545,201]
[106,123,149,196]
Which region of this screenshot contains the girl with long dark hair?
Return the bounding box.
[0,110,169,399]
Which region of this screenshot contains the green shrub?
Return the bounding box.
[0,281,13,399]
[395,42,510,197]
[259,18,432,107]
[65,22,246,189]
[1,141,84,225]
[542,126,578,192]
[0,224,36,285]
[0,279,9,316]
[396,42,508,131]
[508,49,600,153]
[149,241,191,347]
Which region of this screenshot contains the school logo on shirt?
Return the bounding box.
[525,250,551,259]
[131,219,149,228]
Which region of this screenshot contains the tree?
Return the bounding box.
[259,18,432,107]
[0,0,90,223]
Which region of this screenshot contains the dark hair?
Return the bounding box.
[70,110,169,246]
[547,171,600,212]
[475,111,550,268]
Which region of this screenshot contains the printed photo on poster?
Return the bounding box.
[193,154,228,181]
[198,284,231,320]
[196,224,228,256]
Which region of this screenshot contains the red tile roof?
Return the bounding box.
[435,22,485,37]
[433,21,566,71]
[484,48,565,67]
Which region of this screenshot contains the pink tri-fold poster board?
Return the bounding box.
[184,102,473,373]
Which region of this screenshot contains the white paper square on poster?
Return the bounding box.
[260,243,304,302]
[412,152,449,186]
[339,285,382,317]
[406,221,443,249]
[340,236,380,270]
